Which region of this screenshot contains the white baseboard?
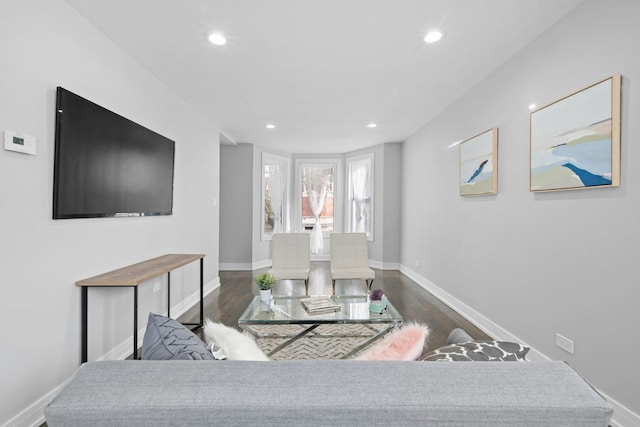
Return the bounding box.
[219,262,254,271]
[99,277,220,361]
[221,260,397,272]
[398,265,536,349]
[399,264,640,427]
[4,277,221,427]
[0,381,67,427]
[369,260,399,271]
[219,260,272,271]
[603,393,640,427]
[252,260,272,270]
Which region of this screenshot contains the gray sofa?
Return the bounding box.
[45,359,612,426]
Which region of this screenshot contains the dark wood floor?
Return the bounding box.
[40,263,490,427]
[180,261,492,352]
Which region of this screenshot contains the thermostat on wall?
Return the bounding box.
[4,130,36,155]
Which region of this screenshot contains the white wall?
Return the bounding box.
[0,1,220,425]
[382,143,402,267]
[219,143,400,269]
[220,143,253,268]
[401,0,640,422]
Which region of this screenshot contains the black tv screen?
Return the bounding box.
[53,87,175,219]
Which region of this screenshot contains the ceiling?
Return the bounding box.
[64,0,583,153]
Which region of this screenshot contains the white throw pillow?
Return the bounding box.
[203,320,269,361]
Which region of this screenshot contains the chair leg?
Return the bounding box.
[332,279,336,295]
[304,279,309,295]
[366,279,374,293]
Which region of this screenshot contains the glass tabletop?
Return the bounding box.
[238,295,403,325]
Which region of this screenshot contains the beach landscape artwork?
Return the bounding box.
[530,75,620,192]
[460,128,498,196]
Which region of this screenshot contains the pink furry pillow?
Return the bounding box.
[355,323,429,361]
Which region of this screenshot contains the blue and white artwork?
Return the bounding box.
[530,76,620,191]
[460,128,497,196]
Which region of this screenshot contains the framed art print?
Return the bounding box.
[460,128,498,196]
[530,75,621,192]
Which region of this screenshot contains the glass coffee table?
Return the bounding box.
[238,295,403,358]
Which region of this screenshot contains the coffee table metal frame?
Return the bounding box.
[238,295,403,358]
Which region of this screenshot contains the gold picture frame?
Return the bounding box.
[459,128,498,196]
[530,75,621,192]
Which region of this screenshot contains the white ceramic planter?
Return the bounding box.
[259,289,272,302]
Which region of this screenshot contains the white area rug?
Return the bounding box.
[244,324,390,360]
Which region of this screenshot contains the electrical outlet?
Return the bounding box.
[556,333,574,355]
[153,282,161,293]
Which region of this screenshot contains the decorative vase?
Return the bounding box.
[369,296,388,314]
[259,289,271,302]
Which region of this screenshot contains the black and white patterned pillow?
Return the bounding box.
[421,340,530,362]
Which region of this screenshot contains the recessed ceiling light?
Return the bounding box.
[528,103,537,110]
[424,31,443,44]
[366,123,377,128]
[208,33,227,45]
[265,124,275,129]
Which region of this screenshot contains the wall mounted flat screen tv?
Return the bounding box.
[53,87,175,219]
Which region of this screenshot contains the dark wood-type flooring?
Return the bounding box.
[41,262,489,427]
[181,261,492,352]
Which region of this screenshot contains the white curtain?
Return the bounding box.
[349,157,371,234]
[268,161,287,233]
[263,154,289,239]
[305,165,330,254]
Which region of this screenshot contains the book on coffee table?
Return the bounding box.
[300,297,341,314]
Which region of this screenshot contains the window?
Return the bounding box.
[301,163,335,233]
[346,153,373,240]
[261,153,289,240]
[295,159,341,255]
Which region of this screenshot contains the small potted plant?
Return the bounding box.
[255,272,275,302]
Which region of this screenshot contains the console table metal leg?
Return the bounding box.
[81,286,88,364]
[167,272,171,318]
[199,258,204,327]
[133,286,138,360]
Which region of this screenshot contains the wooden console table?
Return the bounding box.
[76,253,205,363]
